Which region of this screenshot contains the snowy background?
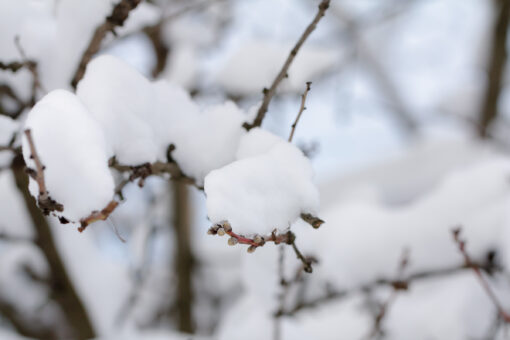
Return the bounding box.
[1,0,510,339]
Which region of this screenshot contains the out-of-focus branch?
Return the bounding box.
[243,0,331,130]
[332,6,417,135]
[452,228,510,322]
[14,36,45,102]
[0,60,35,73]
[300,213,324,229]
[71,0,142,88]
[172,181,195,333]
[288,82,312,143]
[0,296,57,339]
[144,22,170,78]
[478,0,510,138]
[0,230,34,243]
[11,154,96,339]
[276,254,499,317]
[366,249,410,339]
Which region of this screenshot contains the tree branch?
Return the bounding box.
[452,227,510,322]
[288,82,312,142]
[243,0,331,130]
[11,154,95,339]
[478,0,510,137]
[276,254,499,317]
[71,0,142,88]
[23,129,64,215]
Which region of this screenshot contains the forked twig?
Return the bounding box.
[244,0,331,130]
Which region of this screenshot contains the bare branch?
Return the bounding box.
[243,0,331,130]
[288,82,312,142]
[276,255,499,317]
[366,248,410,339]
[0,60,34,73]
[332,6,417,134]
[452,227,510,322]
[71,0,142,88]
[11,154,96,338]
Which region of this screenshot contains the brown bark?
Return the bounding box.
[11,155,96,339]
[479,0,510,137]
[172,181,195,333]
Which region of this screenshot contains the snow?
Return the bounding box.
[205,128,319,235]
[21,90,114,221]
[78,55,248,182]
[298,157,510,289]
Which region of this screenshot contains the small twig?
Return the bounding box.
[276,255,499,317]
[243,0,331,130]
[208,221,314,272]
[14,36,45,98]
[452,227,510,322]
[300,213,324,229]
[274,245,285,340]
[78,201,119,232]
[23,129,64,214]
[288,82,312,142]
[71,0,142,88]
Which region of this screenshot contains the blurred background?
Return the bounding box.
[1,0,510,339]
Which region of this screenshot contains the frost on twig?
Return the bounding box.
[208,221,314,273]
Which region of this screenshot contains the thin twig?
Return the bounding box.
[300,213,324,229]
[23,129,63,214]
[478,0,510,137]
[288,82,312,142]
[71,0,142,88]
[366,248,410,339]
[243,0,331,130]
[14,36,45,98]
[276,255,499,317]
[452,227,510,322]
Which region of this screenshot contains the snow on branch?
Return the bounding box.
[71,0,142,88]
[243,0,331,130]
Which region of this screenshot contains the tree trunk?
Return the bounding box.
[11,154,96,339]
